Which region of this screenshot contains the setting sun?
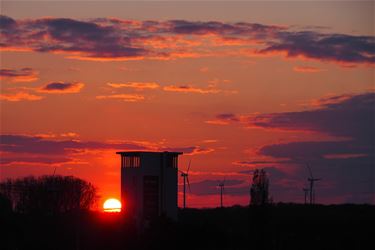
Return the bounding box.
[103,198,122,213]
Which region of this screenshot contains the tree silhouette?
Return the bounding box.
[0,175,98,214]
[250,169,269,205]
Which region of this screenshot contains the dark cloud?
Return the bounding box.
[39,18,113,43]
[34,17,147,59]
[220,93,375,203]
[161,146,214,155]
[216,113,240,122]
[0,134,213,156]
[163,85,223,94]
[241,92,375,204]
[248,92,375,142]
[260,31,375,64]
[0,156,71,165]
[0,68,38,82]
[0,134,212,166]
[0,134,149,169]
[259,140,373,161]
[169,20,231,35]
[0,134,148,155]
[43,82,74,91]
[0,15,16,30]
[1,15,374,64]
[0,16,148,60]
[0,68,33,77]
[39,82,84,93]
[168,20,280,37]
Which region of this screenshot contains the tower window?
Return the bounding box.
[122,156,140,168]
[167,155,178,169]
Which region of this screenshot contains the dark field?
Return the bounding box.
[1,204,374,250]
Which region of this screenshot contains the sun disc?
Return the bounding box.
[103,198,122,212]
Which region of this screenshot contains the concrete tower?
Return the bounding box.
[117,151,182,223]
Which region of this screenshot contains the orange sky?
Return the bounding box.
[0,1,374,207]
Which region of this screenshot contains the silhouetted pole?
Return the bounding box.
[220,186,223,208]
[180,160,191,209]
[219,184,224,208]
[303,188,309,204]
[183,175,186,209]
[306,164,320,205]
[308,178,320,204]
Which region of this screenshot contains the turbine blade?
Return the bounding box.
[187,176,191,193]
[306,163,313,178]
[187,159,192,173]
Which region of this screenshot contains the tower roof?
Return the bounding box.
[116,151,183,156]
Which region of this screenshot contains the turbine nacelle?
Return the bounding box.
[180,172,188,177]
[308,178,321,182]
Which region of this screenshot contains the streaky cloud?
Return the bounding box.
[96,94,145,102]
[107,82,160,90]
[0,91,43,101]
[0,68,38,82]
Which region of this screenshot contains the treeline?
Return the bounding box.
[0,175,98,214]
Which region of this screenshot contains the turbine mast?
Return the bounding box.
[218,178,225,208]
[180,160,191,209]
[306,163,321,205]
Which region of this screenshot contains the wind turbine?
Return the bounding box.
[179,160,191,209]
[306,163,321,204]
[302,188,309,204]
[218,178,225,208]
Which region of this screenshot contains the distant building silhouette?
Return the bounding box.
[117,151,182,224]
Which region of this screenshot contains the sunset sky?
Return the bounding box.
[0,1,374,208]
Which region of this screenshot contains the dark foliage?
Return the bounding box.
[250,169,270,205]
[0,175,98,214]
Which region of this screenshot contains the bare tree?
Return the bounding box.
[0,175,98,214]
[250,169,269,206]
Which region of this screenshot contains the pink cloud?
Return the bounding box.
[163,85,222,94]
[96,94,145,102]
[107,82,160,90]
[0,92,43,101]
[293,66,325,73]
